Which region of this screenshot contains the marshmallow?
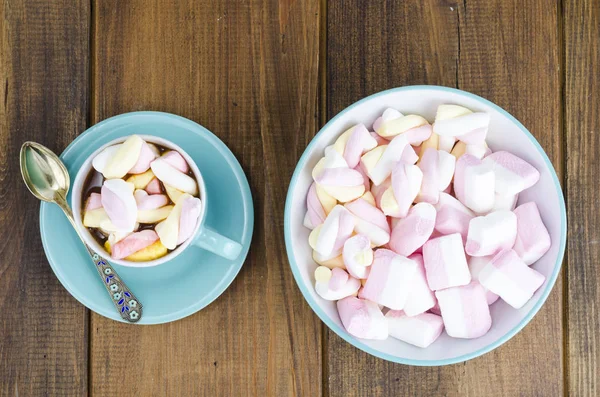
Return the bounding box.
[92,145,120,175]
[103,135,145,179]
[343,234,374,279]
[454,154,495,214]
[111,230,159,260]
[361,134,410,185]
[155,192,194,249]
[373,108,403,133]
[361,249,418,310]
[400,144,419,164]
[177,196,202,244]
[371,177,391,208]
[438,135,457,152]
[304,182,337,229]
[164,183,184,203]
[451,141,489,160]
[433,104,490,145]
[161,150,190,173]
[465,210,517,257]
[468,256,499,304]
[386,310,444,348]
[370,131,389,146]
[482,151,540,195]
[137,205,174,223]
[419,132,439,160]
[493,193,518,211]
[344,194,390,247]
[82,208,119,232]
[145,178,162,194]
[337,296,388,340]
[479,249,545,309]
[126,169,156,189]
[313,250,345,269]
[315,266,361,300]
[134,189,169,210]
[101,179,137,232]
[120,240,168,262]
[416,149,455,204]
[309,205,355,257]
[151,158,198,196]
[354,164,371,191]
[435,282,492,338]
[423,233,471,290]
[389,203,436,256]
[377,113,430,142]
[403,254,436,316]
[312,149,365,202]
[128,141,158,174]
[329,124,378,168]
[434,192,475,240]
[85,192,102,211]
[380,163,423,218]
[513,202,551,265]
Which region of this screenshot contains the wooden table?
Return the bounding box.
[0,1,597,395]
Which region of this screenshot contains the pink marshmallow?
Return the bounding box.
[337,297,388,340]
[371,178,390,209]
[416,148,440,204]
[513,202,551,265]
[345,197,390,247]
[111,230,159,260]
[403,254,436,316]
[134,190,169,210]
[404,124,433,146]
[310,205,355,257]
[341,124,378,168]
[343,234,373,279]
[304,182,327,229]
[329,267,349,291]
[482,151,540,196]
[85,192,103,211]
[435,282,492,339]
[434,192,475,240]
[128,141,158,174]
[161,150,190,173]
[316,268,361,300]
[429,300,441,315]
[389,203,436,256]
[145,178,162,194]
[177,196,202,244]
[465,210,517,257]
[101,179,137,232]
[468,256,500,305]
[454,154,495,214]
[400,144,419,164]
[370,131,389,146]
[423,233,471,291]
[354,164,371,191]
[479,249,545,309]
[385,310,444,348]
[361,250,418,310]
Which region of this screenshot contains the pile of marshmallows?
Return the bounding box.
[83,135,202,261]
[304,105,551,348]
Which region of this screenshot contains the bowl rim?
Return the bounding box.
[283,85,567,366]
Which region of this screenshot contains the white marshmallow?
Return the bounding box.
[309,205,355,258]
[435,282,492,339]
[479,249,545,309]
[423,233,471,291]
[360,134,410,185]
[151,158,198,196]
[482,151,540,196]
[465,210,517,257]
[386,310,444,348]
[454,154,495,214]
[337,297,388,340]
[403,254,436,316]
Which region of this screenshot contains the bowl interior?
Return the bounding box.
[71,134,207,267]
[285,86,566,365]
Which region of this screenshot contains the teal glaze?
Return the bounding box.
[40,112,254,324]
[284,86,567,366]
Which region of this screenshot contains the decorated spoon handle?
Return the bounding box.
[86,246,143,323]
[53,194,142,323]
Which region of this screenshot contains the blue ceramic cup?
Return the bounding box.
[71,135,243,267]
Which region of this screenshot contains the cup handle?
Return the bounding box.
[192,226,243,260]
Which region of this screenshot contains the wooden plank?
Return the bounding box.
[90,1,321,395]
[0,0,90,395]
[565,0,600,395]
[326,1,563,396]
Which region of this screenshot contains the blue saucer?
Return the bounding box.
[39,112,254,324]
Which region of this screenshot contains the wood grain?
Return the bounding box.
[90,1,321,395]
[565,0,600,395]
[0,0,90,395]
[326,1,564,396]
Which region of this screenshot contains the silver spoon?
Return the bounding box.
[20,142,143,323]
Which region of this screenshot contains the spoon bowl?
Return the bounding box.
[20,142,70,203]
